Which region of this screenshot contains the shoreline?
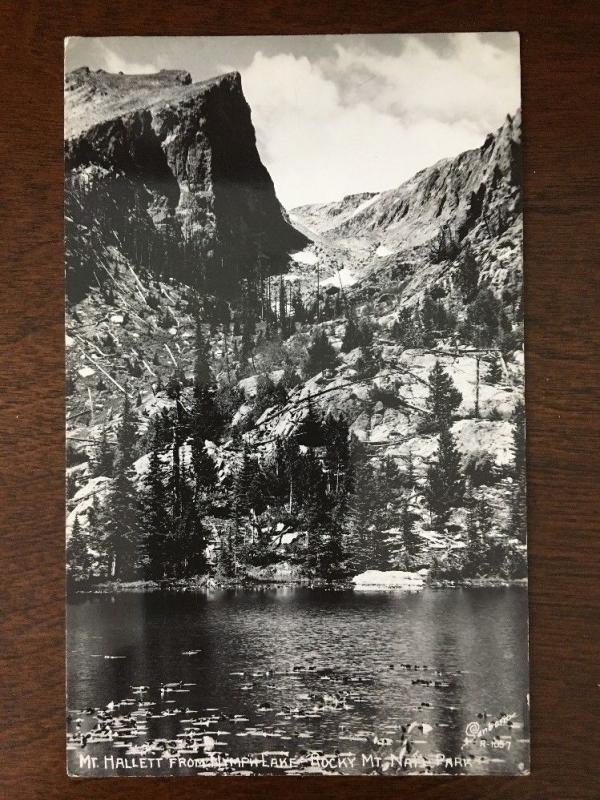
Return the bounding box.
[70,575,528,595]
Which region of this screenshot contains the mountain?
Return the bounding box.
[290,111,522,304]
[65,72,526,591]
[64,67,308,301]
[292,111,521,249]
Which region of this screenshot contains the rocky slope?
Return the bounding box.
[65,68,307,301]
[290,111,522,307]
[65,72,526,586]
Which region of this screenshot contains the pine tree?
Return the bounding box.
[512,400,526,479]
[323,413,350,495]
[218,524,237,578]
[233,445,254,523]
[67,515,94,588]
[391,308,422,349]
[455,244,480,302]
[403,450,416,490]
[378,457,403,509]
[117,393,137,466]
[509,472,527,543]
[486,355,503,384]
[103,458,141,580]
[509,400,527,542]
[141,429,171,579]
[463,500,484,577]
[193,316,213,389]
[172,502,209,577]
[255,374,287,417]
[282,436,302,513]
[93,425,114,477]
[341,314,361,352]
[302,451,332,577]
[424,361,463,431]
[241,314,256,362]
[356,343,380,380]
[281,362,301,391]
[297,396,324,447]
[425,424,465,531]
[399,500,420,569]
[345,456,375,573]
[303,330,338,377]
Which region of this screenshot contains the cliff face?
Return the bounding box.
[65,68,308,301]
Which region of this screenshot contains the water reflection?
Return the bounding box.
[67,587,529,776]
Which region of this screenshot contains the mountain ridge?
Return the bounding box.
[65,67,308,301]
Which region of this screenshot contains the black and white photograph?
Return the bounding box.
[64,33,528,777]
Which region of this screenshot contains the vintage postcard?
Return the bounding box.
[65,33,528,776]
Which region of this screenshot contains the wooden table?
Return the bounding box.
[1,2,599,797]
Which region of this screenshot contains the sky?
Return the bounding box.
[65,34,521,209]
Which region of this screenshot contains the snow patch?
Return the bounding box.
[376,244,394,257]
[321,267,358,288]
[291,250,318,266]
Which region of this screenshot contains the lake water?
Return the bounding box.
[67,586,529,776]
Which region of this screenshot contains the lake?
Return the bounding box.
[67,586,529,776]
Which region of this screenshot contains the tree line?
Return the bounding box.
[67,315,527,590]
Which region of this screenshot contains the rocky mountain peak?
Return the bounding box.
[65,68,307,301]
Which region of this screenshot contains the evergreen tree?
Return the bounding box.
[281,362,301,391]
[403,450,416,490]
[509,400,527,542]
[218,524,237,578]
[254,374,287,416]
[102,458,141,580]
[303,330,338,377]
[323,413,350,495]
[296,396,324,447]
[141,429,171,579]
[341,314,361,352]
[425,424,465,531]
[67,515,94,588]
[345,456,376,573]
[463,499,484,577]
[420,290,454,343]
[455,244,480,302]
[355,343,380,380]
[399,500,420,569]
[486,355,503,384]
[172,502,209,577]
[233,445,254,523]
[282,436,302,513]
[302,450,333,577]
[424,361,463,431]
[512,400,526,479]
[193,316,213,388]
[241,314,256,361]
[93,425,114,477]
[116,393,137,466]
[464,288,505,347]
[391,308,422,349]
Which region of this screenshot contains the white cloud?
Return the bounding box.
[99,42,158,75]
[67,35,520,209]
[240,35,520,208]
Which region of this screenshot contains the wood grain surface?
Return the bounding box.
[1,2,599,797]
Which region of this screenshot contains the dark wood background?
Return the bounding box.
[1,1,599,797]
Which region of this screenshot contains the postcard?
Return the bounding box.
[65,33,528,776]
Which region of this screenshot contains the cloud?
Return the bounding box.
[65,34,520,209]
[240,35,520,208]
[98,41,158,75]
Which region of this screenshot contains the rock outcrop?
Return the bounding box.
[65,68,308,301]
